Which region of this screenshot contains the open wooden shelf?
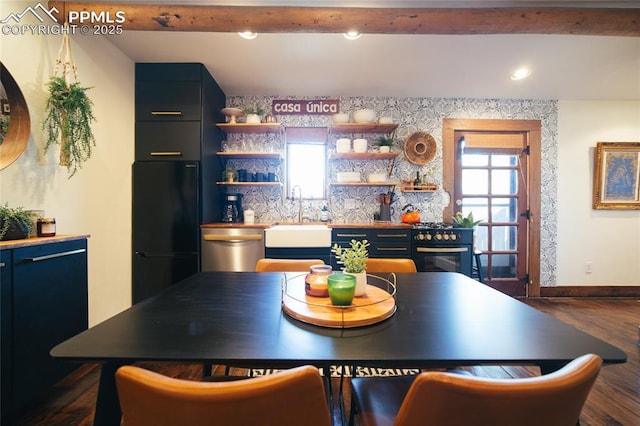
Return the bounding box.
[400,182,438,192]
[330,182,399,187]
[329,152,399,160]
[216,151,282,160]
[216,182,283,187]
[329,123,399,134]
[217,123,282,133]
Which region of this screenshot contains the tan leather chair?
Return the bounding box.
[255,258,325,272]
[116,364,332,426]
[365,258,417,273]
[350,353,602,426]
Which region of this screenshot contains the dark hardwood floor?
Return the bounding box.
[9,298,640,426]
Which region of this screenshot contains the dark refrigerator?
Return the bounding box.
[132,63,225,303]
[132,161,201,303]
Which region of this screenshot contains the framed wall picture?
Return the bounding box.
[592,142,640,210]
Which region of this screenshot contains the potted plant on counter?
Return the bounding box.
[0,204,34,241]
[331,239,369,296]
[244,105,265,124]
[375,136,394,153]
[452,211,482,229]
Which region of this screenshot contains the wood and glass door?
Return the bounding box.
[443,119,542,297]
[454,131,528,295]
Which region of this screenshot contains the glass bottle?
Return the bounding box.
[413,171,421,189]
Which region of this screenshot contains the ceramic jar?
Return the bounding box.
[353,138,368,153]
[336,138,351,153]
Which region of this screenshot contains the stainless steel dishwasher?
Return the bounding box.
[201,227,265,272]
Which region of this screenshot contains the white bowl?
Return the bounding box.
[353,109,376,123]
[337,172,361,183]
[378,116,393,124]
[332,113,350,123]
[368,173,387,183]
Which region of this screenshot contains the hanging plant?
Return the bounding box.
[43,28,96,178]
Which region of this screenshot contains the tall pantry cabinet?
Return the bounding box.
[132,63,226,303]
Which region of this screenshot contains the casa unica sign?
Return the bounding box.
[272,99,339,115]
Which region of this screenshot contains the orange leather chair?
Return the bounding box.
[365,258,417,273]
[116,364,332,426]
[350,353,602,426]
[255,258,325,272]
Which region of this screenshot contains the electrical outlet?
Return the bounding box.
[585,261,592,274]
[344,199,356,209]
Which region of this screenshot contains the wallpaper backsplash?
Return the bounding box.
[225,95,558,285]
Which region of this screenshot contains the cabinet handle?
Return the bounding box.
[375,234,409,238]
[151,111,183,116]
[336,233,368,238]
[0,262,5,268]
[203,234,263,242]
[26,248,86,262]
[377,247,408,251]
[150,151,183,156]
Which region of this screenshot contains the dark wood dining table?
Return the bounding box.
[51,271,626,426]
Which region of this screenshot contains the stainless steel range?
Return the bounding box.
[411,222,474,276]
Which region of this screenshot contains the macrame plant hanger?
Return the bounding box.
[52,23,78,166]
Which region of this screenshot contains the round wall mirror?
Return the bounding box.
[0,62,31,170]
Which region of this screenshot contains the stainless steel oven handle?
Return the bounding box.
[416,247,469,253]
[203,234,263,242]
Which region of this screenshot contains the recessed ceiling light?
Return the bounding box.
[343,31,362,40]
[511,68,531,81]
[238,31,258,40]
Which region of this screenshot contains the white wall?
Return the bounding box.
[557,100,640,285]
[0,1,135,325]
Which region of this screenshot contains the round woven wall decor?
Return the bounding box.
[404,131,436,165]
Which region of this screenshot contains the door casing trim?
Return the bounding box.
[442,118,541,297]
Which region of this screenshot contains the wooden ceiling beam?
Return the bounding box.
[48,2,640,37]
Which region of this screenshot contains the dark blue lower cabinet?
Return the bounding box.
[2,239,88,420]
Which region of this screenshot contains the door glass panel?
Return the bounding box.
[491,226,517,250]
[490,254,517,278]
[492,198,517,222]
[461,170,488,194]
[461,198,487,222]
[462,153,489,166]
[474,226,488,251]
[491,169,518,194]
[491,154,518,166]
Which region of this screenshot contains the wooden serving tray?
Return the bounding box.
[282,274,396,328]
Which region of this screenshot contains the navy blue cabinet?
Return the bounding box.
[331,227,411,269]
[1,239,88,421]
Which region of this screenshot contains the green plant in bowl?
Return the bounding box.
[0,203,34,240]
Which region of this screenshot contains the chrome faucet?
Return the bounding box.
[292,185,303,223]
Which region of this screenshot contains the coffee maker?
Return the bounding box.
[222,193,243,223]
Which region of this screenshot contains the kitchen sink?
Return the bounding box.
[264,224,332,248]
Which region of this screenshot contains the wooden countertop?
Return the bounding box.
[0,234,90,250]
[201,222,411,229]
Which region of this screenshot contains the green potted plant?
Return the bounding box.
[331,239,369,296]
[43,76,96,178]
[0,204,34,241]
[244,104,265,124]
[452,211,482,228]
[375,136,394,153]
